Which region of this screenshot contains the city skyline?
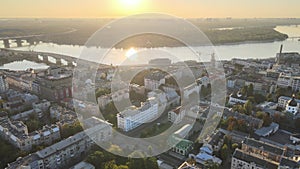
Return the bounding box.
[1,0,300,18]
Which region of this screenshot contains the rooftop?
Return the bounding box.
[233,149,278,169]
[243,137,284,156]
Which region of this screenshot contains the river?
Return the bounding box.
[1,25,300,69]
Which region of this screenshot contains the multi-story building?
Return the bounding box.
[7,117,112,169]
[168,106,185,124]
[232,137,300,169]
[50,105,79,126]
[2,90,39,114]
[148,58,171,65]
[228,91,247,105]
[278,96,300,115]
[183,83,200,99]
[37,67,72,102]
[0,112,60,151]
[223,108,263,129]
[117,97,159,132]
[0,74,8,93]
[232,148,279,169]
[277,73,300,91]
[144,71,166,91]
[189,144,222,166]
[97,94,112,108]
[32,99,51,112]
[111,89,129,102]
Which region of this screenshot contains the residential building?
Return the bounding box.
[278,95,300,115]
[197,76,209,87]
[144,71,166,90]
[0,74,8,93]
[32,99,51,112]
[189,144,222,166]
[183,83,200,99]
[254,122,279,137]
[70,161,95,169]
[277,72,300,91]
[242,138,286,163]
[285,95,299,115]
[168,135,193,156]
[117,97,159,132]
[228,91,247,105]
[7,117,112,169]
[223,108,263,129]
[37,67,72,102]
[232,148,279,169]
[148,58,171,65]
[0,112,60,151]
[168,106,185,124]
[111,89,129,102]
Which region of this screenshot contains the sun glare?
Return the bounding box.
[119,0,141,8]
[125,48,137,58]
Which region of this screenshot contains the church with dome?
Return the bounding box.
[285,94,299,115]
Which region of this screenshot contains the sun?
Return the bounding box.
[125,48,138,58]
[119,0,141,8]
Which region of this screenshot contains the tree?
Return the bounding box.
[221,144,229,160]
[205,161,220,169]
[266,93,273,102]
[127,158,145,169]
[104,160,118,169]
[25,119,40,132]
[61,121,83,139]
[144,157,159,169]
[86,151,105,168]
[253,93,266,104]
[273,113,281,123]
[247,84,254,96]
[108,145,123,156]
[294,118,300,131]
[255,111,265,119]
[244,100,253,115]
[232,143,239,150]
[0,138,22,169]
[296,91,300,99]
[241,86,248,96]
[262,113,272,127]
[95,88,111,98]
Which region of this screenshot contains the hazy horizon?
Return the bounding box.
[1,0,300,18]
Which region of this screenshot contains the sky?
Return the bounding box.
[0,0,300,18]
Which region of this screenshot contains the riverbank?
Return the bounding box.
[1,18,299,48]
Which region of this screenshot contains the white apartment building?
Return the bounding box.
[117,97,159,132]
[277,73,300,91]
[278,96,300,109]
[228,92,247,105]
[0,74,8,93]
[168,106,185,124]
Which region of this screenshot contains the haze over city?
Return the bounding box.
[1,1,300,169]
[1,0,300,18]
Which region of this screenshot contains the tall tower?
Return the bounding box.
[276,44,283,65]
[211,53,216,68]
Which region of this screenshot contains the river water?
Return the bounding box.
[1,25,300,70]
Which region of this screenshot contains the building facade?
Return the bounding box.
[117,97,159,132]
